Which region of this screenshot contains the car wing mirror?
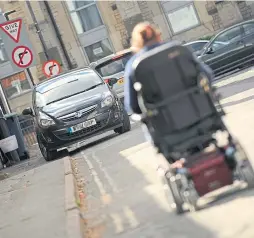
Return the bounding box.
[22,107,34,116]
[108,78,118,87]
[206,47,214,54]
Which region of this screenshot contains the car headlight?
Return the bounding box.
[101,92,114,108]
[39,112,55,128]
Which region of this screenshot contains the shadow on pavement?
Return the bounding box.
[198,184,254,212]
[74,135,218,238]
[71,133,118,155]
[0,131,119,179]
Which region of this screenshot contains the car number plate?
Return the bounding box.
[69,119,96,133]
[117,78,124,85]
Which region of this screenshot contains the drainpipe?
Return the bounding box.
[26,1,49,61]
[43,1,73,70]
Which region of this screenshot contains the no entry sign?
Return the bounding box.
[43,60,61,78]
[12,46,33,68]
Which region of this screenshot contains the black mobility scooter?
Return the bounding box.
[130,41,254,214]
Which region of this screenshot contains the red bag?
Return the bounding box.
[188,151,233,196]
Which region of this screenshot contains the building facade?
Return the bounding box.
[0,0,253,113]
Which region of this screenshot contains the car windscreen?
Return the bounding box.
[95,53,132,77]
[35,70,103,107]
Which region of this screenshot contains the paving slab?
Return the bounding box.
[0,159,68,238]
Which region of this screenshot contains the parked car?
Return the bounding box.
[90,49,133,103]
[22,68,131,161]
[199,19,254,77]
[184,40,209,56]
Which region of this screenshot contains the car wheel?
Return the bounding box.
[114,109,131,134]
[37,135,59,161]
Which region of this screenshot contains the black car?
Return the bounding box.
[199,19,254,77]
[184,40,209,56]
[22,68,131,161]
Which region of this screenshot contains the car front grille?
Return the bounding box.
[58,105,97,122]
[54,119,108,140]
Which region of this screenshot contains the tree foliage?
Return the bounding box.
[199,35,214,41]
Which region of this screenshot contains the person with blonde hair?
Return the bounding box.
[124,21,213,116]
[124,22,162,115]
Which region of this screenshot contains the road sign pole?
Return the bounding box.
[26,1,49,61]
[0,12,21,164]
[0,14,12,115]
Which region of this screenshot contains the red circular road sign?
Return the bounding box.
[12,45,33,68]
[43,60,61,78]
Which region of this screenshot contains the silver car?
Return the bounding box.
[90,49,132,103]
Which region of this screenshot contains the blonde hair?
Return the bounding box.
[130,22,161,53]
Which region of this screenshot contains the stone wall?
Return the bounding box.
[45,2,87,68]
[169,1,254,42]
[0,1,86,82]
[238,1,253,20]
[98,1,128,50]
[99,0,169,50]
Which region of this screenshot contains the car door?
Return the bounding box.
[192,42,209,56]
[200,25,244,75]
[241,22,254,64]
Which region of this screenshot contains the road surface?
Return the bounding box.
[71,70,254,238]
[2,68,254,238]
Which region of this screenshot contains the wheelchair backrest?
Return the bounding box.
[132,42,217,135]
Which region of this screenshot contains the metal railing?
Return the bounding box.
[18,116,37,148]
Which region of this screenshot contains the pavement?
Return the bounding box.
[1,67,254,238]
[71,69,254,238]
[0,159,68,238]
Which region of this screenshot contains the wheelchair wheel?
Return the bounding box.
[165,172,184,214]
[234,142,254,188]
[185,182,199,212]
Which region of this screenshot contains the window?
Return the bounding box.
[36,70,103,106]
[1,71,31,99]
[95,53,132,77]
[243,23,254,36]
[66,0,94,11]
[186,42,208,53]
[85,39,113,62]
[168,4,199,34]
[67,1,103,34]
[211,26,242,51]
